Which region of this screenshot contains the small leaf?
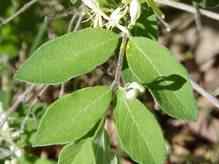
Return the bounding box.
[131,7,158,40]
[35,158,56,164]
[32,86,112,146]
[114,88,166,164]
[58,139,96,164]
[58,133,119,164]
[94,128,119,164]
[126,37,198,120]
[15,28,119,84]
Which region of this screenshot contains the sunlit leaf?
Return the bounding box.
[126,37,197,120]
[58,139,96,164]
[32,86,112,146]
[114,88,166,164]
[15,28,119,84]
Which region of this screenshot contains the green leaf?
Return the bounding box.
[18,155,36,164]
[32,86,112,146]
[126,37,198,120]
[114,88,166,164]
[15,28,119,84]
[35,158,56,164]
[0,25,18,58]
[58,139,96,164]
[131,6,158,40]
[94,128,119,164]
[97,0,119,8]
[18,154,55,164]
[59,134,119,164]
[122,68,138,83]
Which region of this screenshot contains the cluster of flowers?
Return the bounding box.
[0,103,22,164]
[82,0,141,34]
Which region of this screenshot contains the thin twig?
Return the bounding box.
[191,2,203,58]
[67,14,77,32]
[0,85,34,128]
[157,16,171,32]
[190,79,219,109]
[29,86,47,108]
[30,17,49,53]
[194,3,203,33]
[48,10,76,21]
[0,0,39,27]
[112,33,128,90]
[156,0,219,21]
[20,86,48,132]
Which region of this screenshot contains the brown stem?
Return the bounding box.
[113,33,129,91]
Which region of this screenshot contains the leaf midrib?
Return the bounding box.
[131,40,187,116]
[69,89,111,136]
[17,32,118,84]
[40,37,117,79]
[122,97,157,164]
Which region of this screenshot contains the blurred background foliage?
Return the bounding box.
[0,0,219,163]
[0,1,72,163]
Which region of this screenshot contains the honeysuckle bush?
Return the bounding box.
[15,0,198,163]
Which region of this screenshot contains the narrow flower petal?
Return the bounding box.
[129,0,141,26]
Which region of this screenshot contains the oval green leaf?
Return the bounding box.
[58,129,118,164]
[58,139,96,164]
[114,88,166,164]
[32,86,112,146]
[94,128,119,164]
[126,37,197,120]
[15,28,119,84]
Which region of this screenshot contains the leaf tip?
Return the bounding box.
[30,133,53,147]
[30,133,41,147]
[14,69,22,80]
[14,66,30,83]
[30,129,51,147]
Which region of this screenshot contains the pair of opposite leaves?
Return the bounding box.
[15,28,197,164]
[15,28,197,121]
[32,86,166,164]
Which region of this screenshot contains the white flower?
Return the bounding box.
[4,160,11,164]
[82,0,99,11]
[109,7,122,27]
[125,88,138,100]
[108,7,127,27]
[107,6,129,34]
[10,159,17,164]
[93,14,104,27]
[82,0,109,21]
[0,112,9,132]
[129,0,141,26]
[4,159,17,164]
[14,148,22,158]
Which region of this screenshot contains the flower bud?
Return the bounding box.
[125,82,145,99]
[108,7,123,27]
[129,0,141,26]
